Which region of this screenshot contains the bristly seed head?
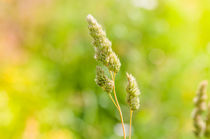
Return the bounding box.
[95,66,114,93]
[87,14,121,73]
[205,103,210,137]
[106,52,121,73]
[192,80,208,137]
[126,73,140,111]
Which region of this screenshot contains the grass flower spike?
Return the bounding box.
[87,14,125,139]
[86,14,121,73]
[87,14,142,139]
[126,73,140,111]
[205,104,210,137]
[95,66,114,93]
[126,73,140,139]
[192,80,208,137]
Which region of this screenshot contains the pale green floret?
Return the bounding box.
[107,52,121,73]
[94,45,112,65]
[86,14,111,50]
[87,14,107,44]
[95,66,114,93]
[87,14,121,73]
[126,73,140,111]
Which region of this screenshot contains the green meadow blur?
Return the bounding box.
[0,0,210,138]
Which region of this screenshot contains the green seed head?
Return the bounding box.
[107,52,121,73]
[192,80,208,137]
[205,104,210,137]
[95,66,114,93]
[87,14,121,73]
[126,73,140,111]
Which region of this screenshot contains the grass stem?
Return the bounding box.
[129,110,133,139]
[109,93,118,108]
[109,71,126,139]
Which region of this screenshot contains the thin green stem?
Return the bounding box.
[109,93,118,108]
[129,110,133,139]
[109,71,126,139]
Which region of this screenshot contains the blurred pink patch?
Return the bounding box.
[0,21,26,64]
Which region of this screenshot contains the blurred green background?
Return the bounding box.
[0,0,210,138]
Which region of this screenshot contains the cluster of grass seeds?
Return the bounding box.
[87,14,141,139]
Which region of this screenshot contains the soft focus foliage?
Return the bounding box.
[0,0,210,138]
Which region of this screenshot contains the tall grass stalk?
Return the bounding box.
[193,81,208,138]
[87,14,141,139]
